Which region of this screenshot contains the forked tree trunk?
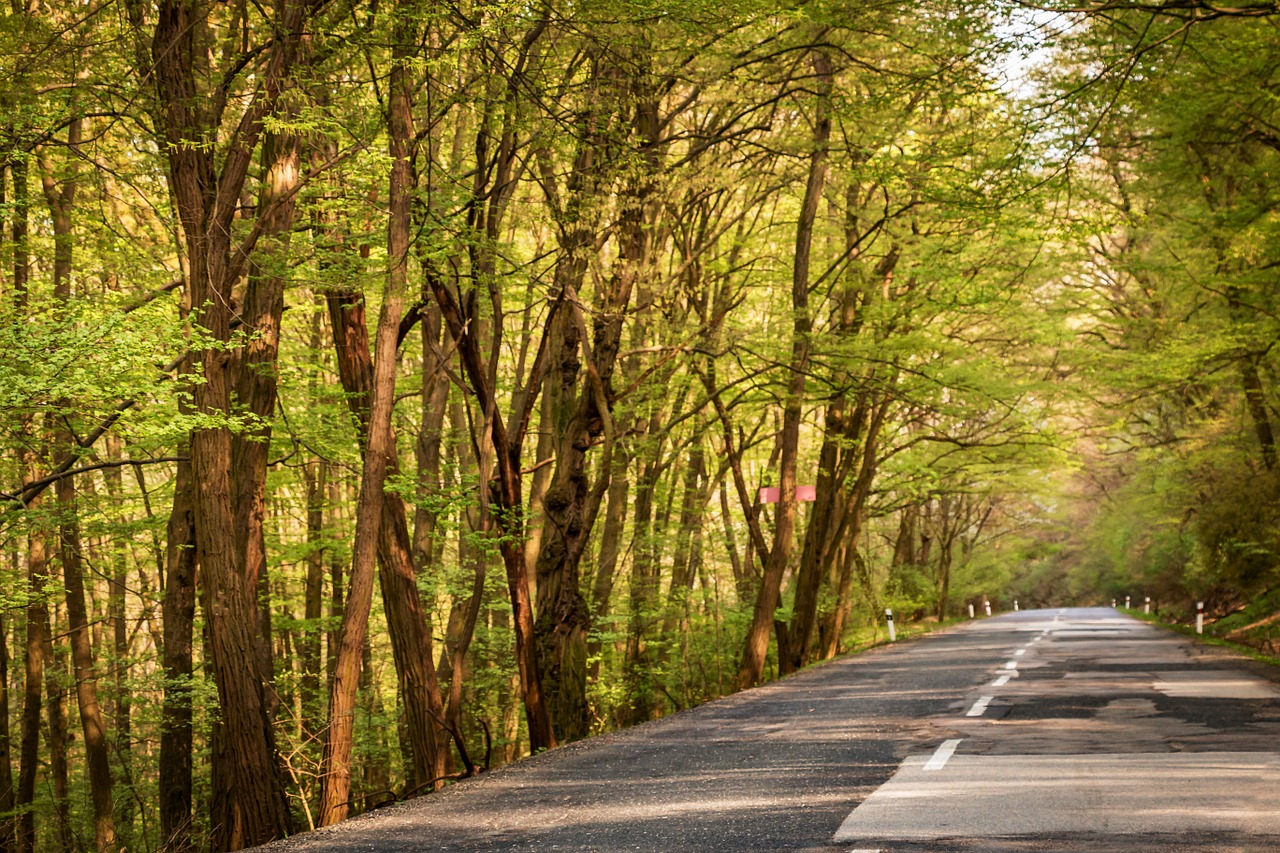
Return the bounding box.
[319,15,418,821]
[151,0,302,841]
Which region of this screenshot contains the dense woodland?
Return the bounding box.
[2,0,1279,849]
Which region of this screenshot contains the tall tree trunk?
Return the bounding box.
[44,616,71,853]
[736,50,833,690]
[326,287,450,794]
[230,127,301,728]
[0,607,12,853]
[56,475,116,852]
[782,408,844,675]
[423,262,557,755]
[42,116,118,852]
[16,527,48,853]
[159,446,197,852]
[623,449,662,723]
[317,16,417,819]
[587,447,630,682]
[300,459,326,739]
[12,135,39,853]
[150,0,307,843]
[104,435,134,846]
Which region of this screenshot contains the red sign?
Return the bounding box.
[758,486,817,504]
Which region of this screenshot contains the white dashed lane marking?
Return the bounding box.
[966,696,993,717]
[923,739,962,772]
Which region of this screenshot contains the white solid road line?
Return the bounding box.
[966,696,993,717]
[923,739,963,771]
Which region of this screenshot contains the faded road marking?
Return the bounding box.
[923,738,962,771]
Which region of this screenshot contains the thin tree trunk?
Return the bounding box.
[104,436,134,845]
[587,448,630,681]
[623,451,661,724]
[736,50,833,690]
[300,459,326,739]
[12,137,39,853]
[159,449,197,851]
[319,13,434,820]
[0,603,12,853]
[57,475,117,851]
[42,117,118,852]
[16,528,47,853]
[43,626,71,853]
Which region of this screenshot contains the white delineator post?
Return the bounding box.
[1125,595,1131,609]
[984,601,992,617]
[886,608,896,642]
[1112,599,1117,608]
[1145,596,1151,614]
[1014,600,1019,611]
[1196,601,1204,635]
[968,603,975,619]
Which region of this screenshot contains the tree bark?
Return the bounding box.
[42,115,118,852]
[736,51,833,690]
[0,607,12,853]
[16,525,48,853]
[56,474,117,852]
[150,0,310,844]
[159,445,197,852]
[300,459,326,739]
[319,15,423,819]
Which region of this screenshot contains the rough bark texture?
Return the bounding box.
[319,20,440,818]
[151,0,305,844]
[318,272,404,826]
[326,285,450,795]
[159,446,197,852]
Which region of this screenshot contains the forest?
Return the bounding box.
[2,0,1278,849]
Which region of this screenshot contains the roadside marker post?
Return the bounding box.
[1196,601,1204,635]
[885,608,896,642]
[1145,596,1151,615]
[1014,600,1019,611]
[1125,595,1131,608]
[968,603,975,619]
[984,601,992,617]
[1112,599,1116,608]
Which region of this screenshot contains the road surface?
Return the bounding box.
[258,608,1280,852]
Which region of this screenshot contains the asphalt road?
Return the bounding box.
[257,608,1280,852]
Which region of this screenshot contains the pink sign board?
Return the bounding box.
[758,486,817,504]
